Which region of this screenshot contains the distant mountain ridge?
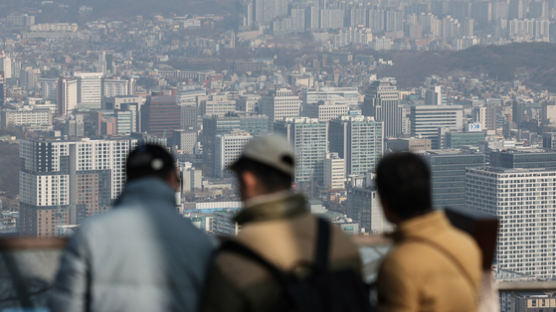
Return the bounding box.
[376,42,556,91]
[1,0,238,20]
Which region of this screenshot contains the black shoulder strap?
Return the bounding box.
[314,218,330,269]
[219,240,287,283]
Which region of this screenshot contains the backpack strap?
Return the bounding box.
[219,240,288,284]
[314,218,331,270]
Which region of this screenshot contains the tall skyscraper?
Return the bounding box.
[261,88,302,121]
[0,73,5,107]
[466,167,556,279]
[142,95,181,138]
[57,78,78,117]
[74,72,103,110]
[410,105,464,149]
[423,150,486,210]
[363,79,402,138]
[329,115,383,176]
[19,137,139,237]
[274,117,328,184]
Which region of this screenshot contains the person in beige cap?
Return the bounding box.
[200,135,364,312]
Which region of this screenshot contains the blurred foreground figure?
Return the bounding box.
[375,153,482,312]
[49,144,213,312]
[201,135,370,312]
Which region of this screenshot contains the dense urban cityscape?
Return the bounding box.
[2,0,556,310]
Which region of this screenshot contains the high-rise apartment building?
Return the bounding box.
[329,115,383,176]
[214,131,252,178]
[261,88,302,121]
[423,150,486,210]
[74,72,103,110]
[57,78,78,117]
[410,105,464,149]
[274,117,327,184]
[466,167,556,279]
[363,79,402,138]
[18,137,139,237]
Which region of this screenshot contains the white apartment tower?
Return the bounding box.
[19,137,139,237]
[57,78,78,116]
[466,167,556,279]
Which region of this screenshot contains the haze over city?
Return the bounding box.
[1,0,556,310]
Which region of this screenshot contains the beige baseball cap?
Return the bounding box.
[228,135,295,176]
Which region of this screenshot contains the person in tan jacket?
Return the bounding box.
[200,135,363,312]
[375,152,482,312]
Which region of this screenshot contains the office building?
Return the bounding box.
[172,129,197,154]
[57,78,78,117]
[74,72,103,110]
[303,102,349,122]
[329,116,383,176]
[142,95,180,138]
[490,150,556,170]
[201,113,270,176]
[214,131,252,178]
[347,187,391,233]
[323,153,346,190]
[1,107,53,129]
[261,88,302,121]
[466,167,556,279]
[386,137,432,152]
[445,131,486,149]
[274,117,327,184]
[410,105,464,149]
[425,86,446,105]
[543,132,556,150]
[39,78,58,103]
[18,137,139,237]
[201,94,236,117]
[303,87,359,107]
[103,78,130,98]
[423,150,486,210]
[363,79,402,138]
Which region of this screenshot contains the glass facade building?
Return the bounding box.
[423,151,486,210]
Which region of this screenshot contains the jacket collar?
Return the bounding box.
[114,177,176,208]
[393,210,449,242]
[234,191,309,225]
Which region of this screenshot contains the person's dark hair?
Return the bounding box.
[126,144,176,182]
[375,152,432,220]
[233,157,293,193]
